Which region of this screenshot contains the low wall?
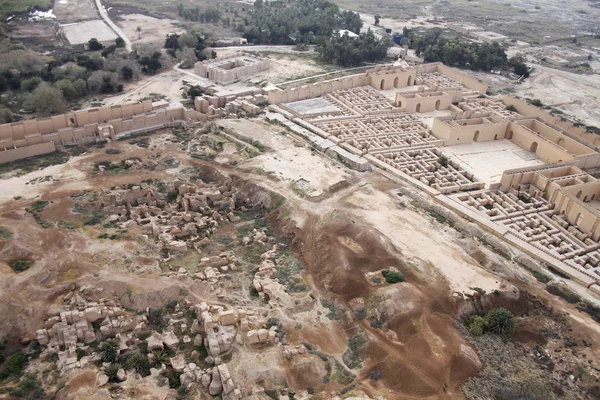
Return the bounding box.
[0,103,202,165]
[0,100,153,149]
[0,142,56,164]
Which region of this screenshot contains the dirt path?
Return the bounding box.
[94,0,131,51]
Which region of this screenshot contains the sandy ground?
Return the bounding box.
[219,119,352,195]
[114,14,185,47]
[468,66,600,128]
[515,65,600,128]
[338,185,501,294]
[0,158,91,203]
[53,0,99,22]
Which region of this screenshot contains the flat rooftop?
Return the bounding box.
[61,20,118,45]
[440,139,545,186]
[284,98,340,116]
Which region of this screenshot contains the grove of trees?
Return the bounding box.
[0,36,172,120]
[402,28,508,71]
[316,30,392,67]
[239,0,363,45]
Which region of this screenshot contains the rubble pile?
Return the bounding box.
[35,291,140,373]
[34,291,283,398]
[79,179,250,254]
[252,245,294,307]
[195,94,268,118]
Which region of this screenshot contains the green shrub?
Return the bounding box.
[152,350,167,366]
[529,99,544,107]
[84,212,103,226]
[0,227,12,240]
[0,352,28,380]
[126,352,150,375]
[98,340,118,363]
[12,260,31,272]
[485,307,515,336]
[104,363,120,381]
[437,154,449,167]
[381,270,404,284]
[28,200,49,213]
[546,282,581,304]
[467,315,487,336]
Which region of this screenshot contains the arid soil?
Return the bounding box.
[1,120,600,399]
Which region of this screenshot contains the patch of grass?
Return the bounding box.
[548,266,570,280]
[272,248,308,293]
[546,282,581,304]
[576,301,600,323]
[84,212,104,226]
[8,375,45,399]
[0,0,52,16]
[342,331,366,369]
[429,210,448,224]
[12,260,31,272]
[0,227,11,240]
[520,264,551,283]
[321,298,339,320]
[57,220,77,229]
[27,200,48,213]
[0,150,69,177]
[105,149,122,155]
[332,360,355,385]
[0,352,28,381]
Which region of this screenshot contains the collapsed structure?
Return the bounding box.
[266,62,600,295]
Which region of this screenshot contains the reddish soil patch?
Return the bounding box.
[290,211,479,398]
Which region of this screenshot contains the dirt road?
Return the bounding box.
[94,0,132,51]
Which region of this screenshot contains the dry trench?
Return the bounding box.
[270,196,483,398]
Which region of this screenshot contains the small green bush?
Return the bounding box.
[126,352,150,375]
[104,363,120,381]
[84,212,103,226]
[0,352,28,380]
[437,154,449,167]
[98,340,118,363]
[467,315,487,336]
[485,307,515,336]
[381,270,404,284]
[546,282,581,304]
[152,350,167,366]
[28,200,49,213]
[0,227,12,240]
[12,260,31,272]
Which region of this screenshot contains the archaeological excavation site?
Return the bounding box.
[2,0,600,399]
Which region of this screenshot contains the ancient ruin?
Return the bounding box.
[266,62,600,295]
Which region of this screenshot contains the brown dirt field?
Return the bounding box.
[2,125,600,398]
[291,211,476,398]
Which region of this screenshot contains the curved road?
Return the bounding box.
[94,0,132,52]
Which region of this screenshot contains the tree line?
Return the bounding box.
[240,0,362,45]
[316,30,392,67]
[401,28,508,71]
[0,38,172,121]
